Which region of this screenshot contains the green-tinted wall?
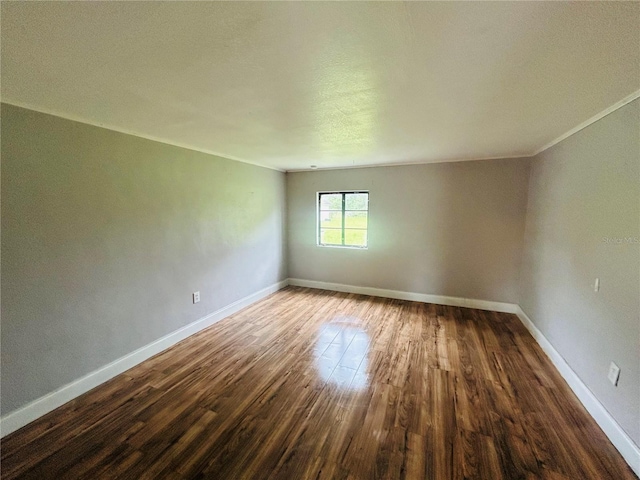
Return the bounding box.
[1,104,287,414]
[519,99,640,445]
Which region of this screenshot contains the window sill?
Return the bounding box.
[317,244,368,250]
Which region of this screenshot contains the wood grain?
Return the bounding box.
[1,287,635,479]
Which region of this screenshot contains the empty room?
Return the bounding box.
[1,2,638,479]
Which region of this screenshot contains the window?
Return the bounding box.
[318,191,369,248]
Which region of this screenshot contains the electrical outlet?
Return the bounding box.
[193,291,200,304]
[608,362,620,386]
[594,278,600,292]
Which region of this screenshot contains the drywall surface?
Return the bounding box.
[3,2,639,170]
[519,99,640,445]
[287,159,531,303]
[1,104,287,415]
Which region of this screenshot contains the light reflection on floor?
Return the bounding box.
[314,316,370,391]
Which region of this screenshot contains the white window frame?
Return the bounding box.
[316,191,369,249]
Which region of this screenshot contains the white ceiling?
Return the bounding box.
[2,2,639,171]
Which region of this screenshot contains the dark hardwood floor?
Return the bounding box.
[1,286,635,479]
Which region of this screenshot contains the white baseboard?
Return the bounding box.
[289,279,639,476]
[0,279,289,438]
[288,278,518,314]
[516,306,640,477]
[3,279,636,477]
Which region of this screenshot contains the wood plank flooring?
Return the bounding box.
[1,286,636,479]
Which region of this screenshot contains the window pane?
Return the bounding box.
[320,229,342,245]
[320,211,342,228]
[345,229,367,247]
[345,193,368,210]
[320,194,342,210]
[345,211,367,229]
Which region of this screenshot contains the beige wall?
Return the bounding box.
[519,99,640,445]
[4,96,637,453]
[287,159,531,303]
[1,104,287,415]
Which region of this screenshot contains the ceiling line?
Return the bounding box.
[531,88,640,157]
[285,154,533,173]
[0,99,286,173]
[288,89,640,172]
[3,88,639,173]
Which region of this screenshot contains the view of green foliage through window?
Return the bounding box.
[318,192,368,248]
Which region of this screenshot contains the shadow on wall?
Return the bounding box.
[366,161,529,302]
[0,103,287,415]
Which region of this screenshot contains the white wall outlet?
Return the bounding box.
[608,362,620,386]
[594,278,600,292]
[193,291,200,304]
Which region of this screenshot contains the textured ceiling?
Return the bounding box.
[2,2,639,171]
